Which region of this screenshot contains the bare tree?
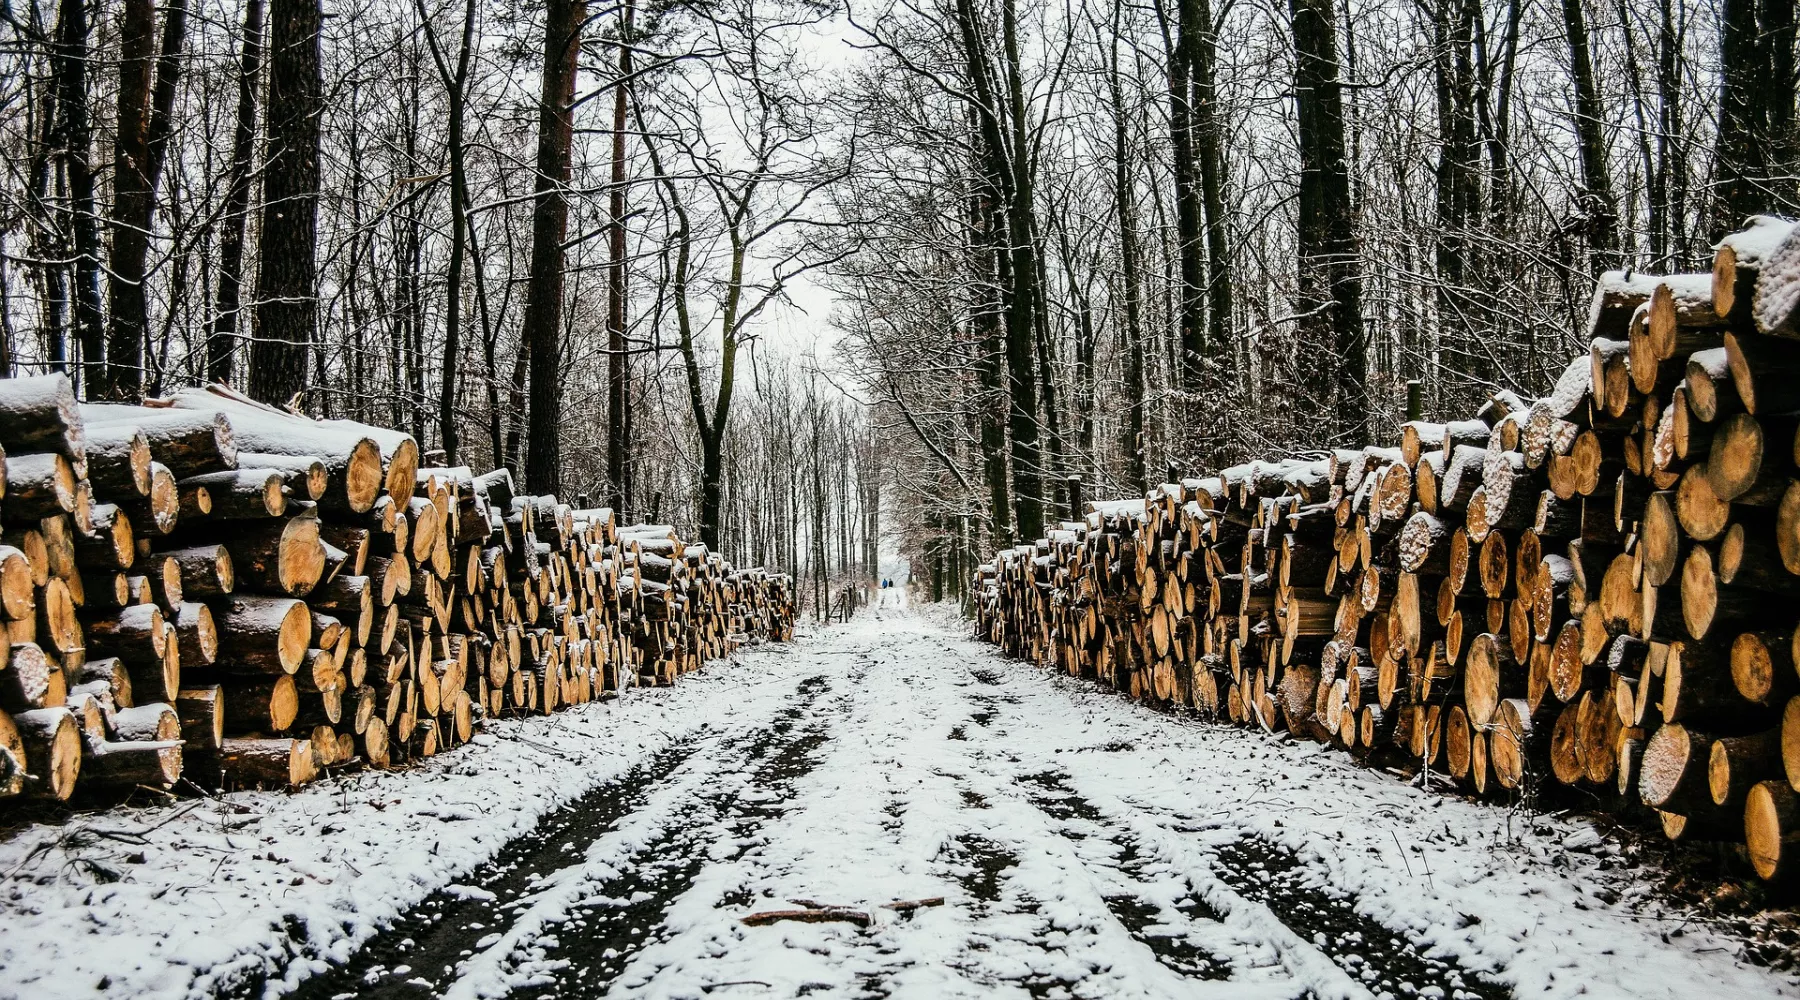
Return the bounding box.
[250,0,323,405]
[520,0,584,491]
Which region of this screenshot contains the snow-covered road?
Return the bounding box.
[3,596,1794,999]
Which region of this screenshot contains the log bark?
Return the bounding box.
[218,736,314,786]
[87,406,236,479]
[1640,723,1716,813]
[3,452,76,521]
[208,515,325,596]
[180,469,287,519]
[1709,728,1782,809]
[211,596,310,675]
[1714,215,1795,323]
[0,375,86,473]
[1746,780,1800,881]
[13,706,80,799]
[177,685,224,751]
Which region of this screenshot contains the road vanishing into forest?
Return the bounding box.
[4,597,1795,1000]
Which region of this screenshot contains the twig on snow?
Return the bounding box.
[742,906,872,928]
[882,896,946,913]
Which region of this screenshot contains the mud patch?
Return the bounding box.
[1210,836,1512,999]
[272,739,701,1000]
[1102,893,1230,980]
[939,833,1086,999]
[519,676,836,998]
[944,832,1018,910]
[1017,769,1231,982]
[1017,769,1103,823]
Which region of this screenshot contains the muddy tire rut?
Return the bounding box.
[273,673,835,1000]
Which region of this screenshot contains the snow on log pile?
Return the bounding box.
[974,213,1800,883]
[0,381,796,801]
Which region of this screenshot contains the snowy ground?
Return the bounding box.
[2,593,1794,1000]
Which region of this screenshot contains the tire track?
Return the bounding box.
[510,675,836,998]
[254,739,701,1000]
[275,674,830,1000]
[1018,766,1512,999]
[951,638,1516,999]
[1014,769,1233,983]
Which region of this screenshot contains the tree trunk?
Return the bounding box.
[104,0,158,400]
[249,0,322,406]
[955,0,1042,542]
[1767,0,1798,212]
[1000,0,1042,542]
[27,5,67,376]
[1434,0,1485,388]
[1561,0,1619,263]
[1290,0,1368,444]
[1656,0,1690,265]
[608,0,636,518]
[1163,0,1204,407]
[701,432,724,550]
[1488,0,1523,224]
[1192,0,1233,427]
[519,0,583,493]
[416,0,479,465]
[970,167,1012,545]
[138,0,188,394]
[103,0,186,400]
[1107,22,1148,493]
[210,0,264,386]
[57,0,105,397]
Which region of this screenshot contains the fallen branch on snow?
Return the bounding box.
[742,906,871,928]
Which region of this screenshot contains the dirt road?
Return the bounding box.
[3,597,1790,999]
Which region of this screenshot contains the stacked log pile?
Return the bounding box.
[975,214,1800,882]
[0,381,796,802]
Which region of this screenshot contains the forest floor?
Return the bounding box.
[3,598,1798,1000]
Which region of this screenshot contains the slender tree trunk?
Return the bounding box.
[103,0,185,399]
[1291,0,1367,444]
[103,0,157,399]
[1192,0,1232,417]
[1615,0,1661,263]
[1767,0,1799,210]
[249,0,323,406]
[1155,0,1205,408]
[504,344,527,470]
[608,0,636,516]
[963,0,1043,542]
[1657,0,1690,264]
[1561,0,1620,263]
[441,35,469,466]
[1108,25,1148,493]
[969,169,1012,544]
[1434,0,1484,385]
[1488,0,1523,225]
[210,0,263,386]
[417,0,479,464]
[1031,251,1065,485]
[401,79,426,444]
[138,0,187,394]
[520,0,584,492]
[701,430,724,552]
[57,0,105,396]
[29,2,67,374]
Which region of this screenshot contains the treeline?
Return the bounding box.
[0,0,878,610]
[829,0,1800,588]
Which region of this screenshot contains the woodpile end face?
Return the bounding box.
[974,213,1800,883]
[0,382,798,805]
